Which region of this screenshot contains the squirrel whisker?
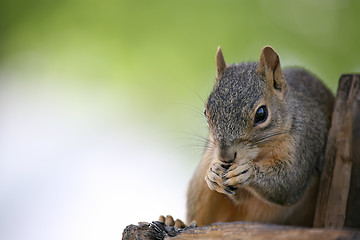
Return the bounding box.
[250,131,289,146]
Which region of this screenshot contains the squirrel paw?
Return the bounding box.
[205,162,230,195]
[206,161,254,195]
[223,162,253,190]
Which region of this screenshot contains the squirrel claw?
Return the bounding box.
[205,176,229,195]
[225,185,237,192]
[224,187,236,195]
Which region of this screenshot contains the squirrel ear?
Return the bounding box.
[258,46,286,96]
[216,46,227,81]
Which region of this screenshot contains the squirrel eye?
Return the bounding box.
[254,105,268,126]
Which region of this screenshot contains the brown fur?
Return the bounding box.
[253,134,294,166]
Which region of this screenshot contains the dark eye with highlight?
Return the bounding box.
[254,105,268,126]
[203,109,207,119]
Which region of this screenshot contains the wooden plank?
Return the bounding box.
[167,222,360,240]
[313,74,360,228]
[122,221,360,240]
[122,222,164,240]
[345,75,360,228]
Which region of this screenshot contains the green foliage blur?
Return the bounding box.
[1,0,359,138]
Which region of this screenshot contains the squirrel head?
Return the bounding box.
[205,46,290,163]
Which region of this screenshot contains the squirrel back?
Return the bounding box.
[186,46,334,226]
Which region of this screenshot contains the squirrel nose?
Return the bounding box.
[218,146,237,163]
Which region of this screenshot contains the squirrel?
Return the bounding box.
[185,46,335,227]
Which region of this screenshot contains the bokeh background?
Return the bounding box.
[1,0,359,239]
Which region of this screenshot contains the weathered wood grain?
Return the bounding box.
[166,222,360,240]
[122,221,360,240]
[313,74,360,228]
[345,75,360,228]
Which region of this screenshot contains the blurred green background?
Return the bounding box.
[1,0,359,239]
[1,0,359,125]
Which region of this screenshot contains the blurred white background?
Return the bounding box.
[0,68,199,240]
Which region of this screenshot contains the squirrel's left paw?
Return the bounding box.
[223,162,254,190]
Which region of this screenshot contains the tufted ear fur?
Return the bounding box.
[216,46,227,81]
[257,46,286,98]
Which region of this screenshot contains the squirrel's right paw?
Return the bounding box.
[205,162,234,195]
